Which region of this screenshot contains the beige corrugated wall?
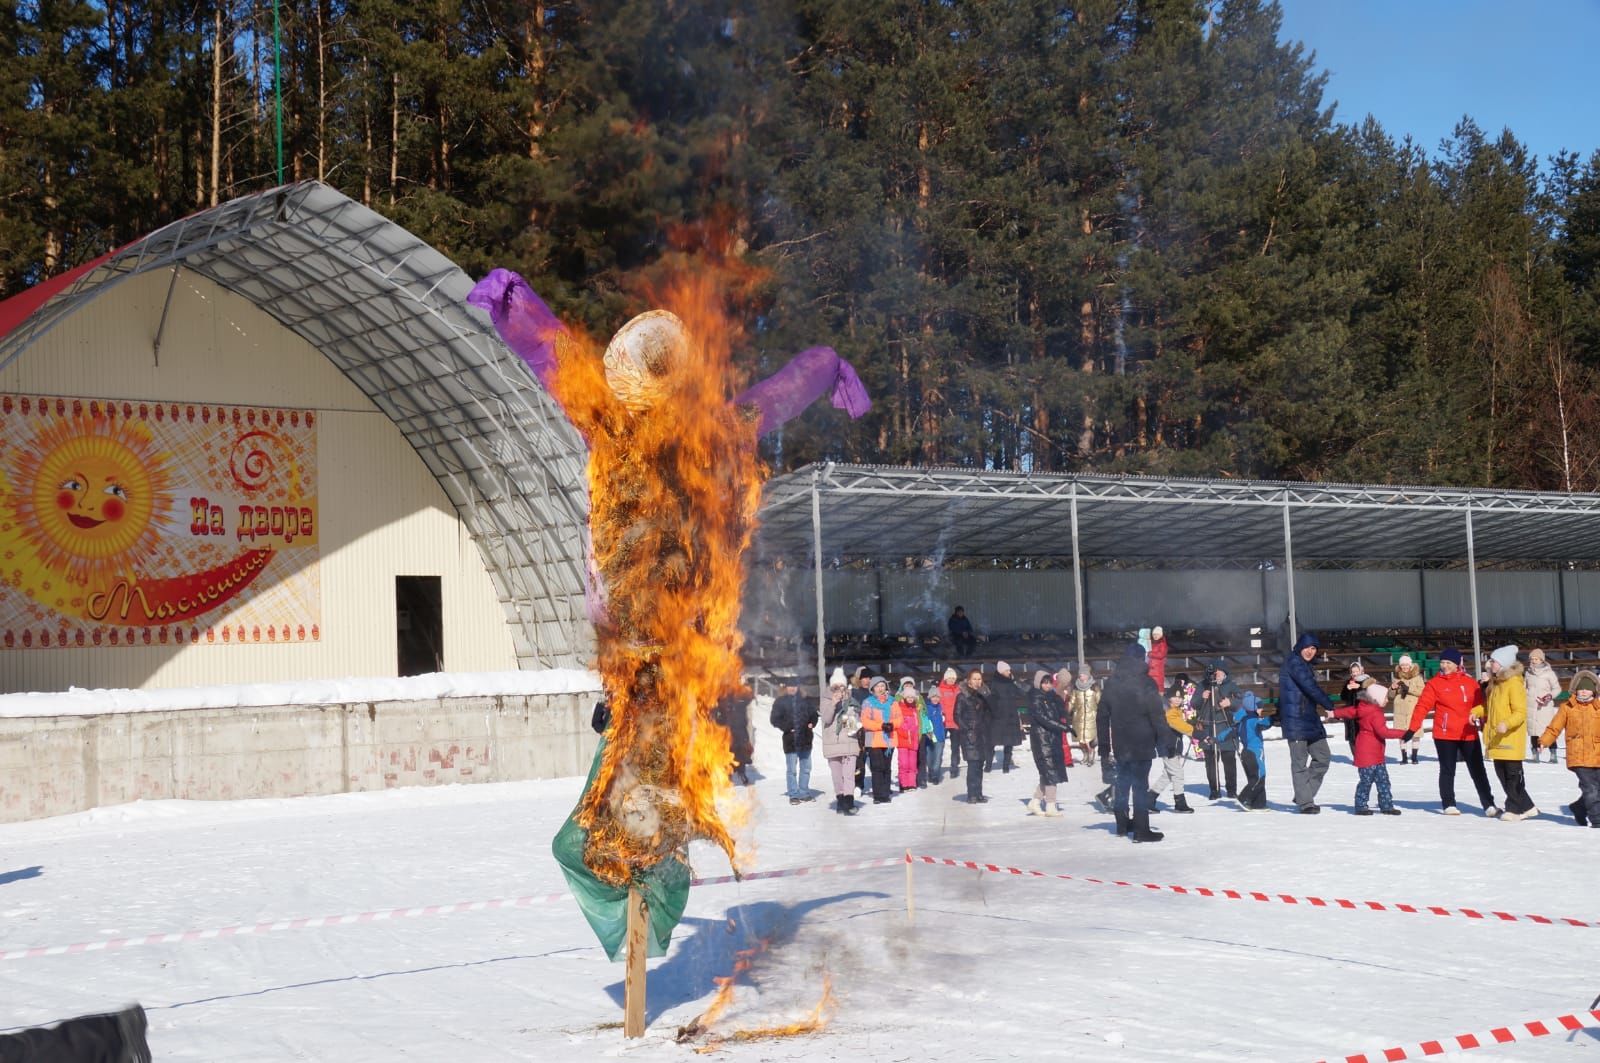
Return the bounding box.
[0,268,520,693]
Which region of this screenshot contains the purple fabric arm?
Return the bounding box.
[468,269,610,626]
[735,346,872,435]
[466,268,565,392]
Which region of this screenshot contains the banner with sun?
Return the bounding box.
[0,394,320,651]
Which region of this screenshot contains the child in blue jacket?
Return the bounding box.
[1234,695,1276,810]
[921,685,949,786]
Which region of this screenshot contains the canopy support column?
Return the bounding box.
[1466,504,1482,676]
[811,466,828,691]
[1070,482,1086,670]
[1282,493,1298,646]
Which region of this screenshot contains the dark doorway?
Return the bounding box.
[396,576,443,676]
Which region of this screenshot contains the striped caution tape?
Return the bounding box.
[909,854,1599,929]
[0,890,576,962]
[0,855,906,963]
[1319,1008,1600,1062]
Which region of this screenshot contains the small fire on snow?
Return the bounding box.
[675,939,837,1051]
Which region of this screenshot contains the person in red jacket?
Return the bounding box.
[1404,648,1498,816]
[938,667,964,779]
[1331,683,1405,815]
[1147,625,1169,691]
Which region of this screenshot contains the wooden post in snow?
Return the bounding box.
[904,850,915,925]
[624,887,647,1038]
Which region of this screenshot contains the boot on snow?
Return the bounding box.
[1113,811,1132,837]
[1145,790,1162,813]
[1173,795,1194,814]
[1572,800,1589,826]
[1132,809,1164,843]
[1094,786,1114,813]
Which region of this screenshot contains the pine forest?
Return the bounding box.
[5,0,1600,489]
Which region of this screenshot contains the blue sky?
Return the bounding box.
[1276,0,1600,168]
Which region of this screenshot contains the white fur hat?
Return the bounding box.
[1397,654,1413,667]
[943,667,958,682]
[828,667,848,689]
[1490,644,1519,671]
[1151,625,1164,640]
[1363,683,1389,705]
[996,661,1011,675]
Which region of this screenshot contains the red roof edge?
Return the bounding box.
[0,251,118,343]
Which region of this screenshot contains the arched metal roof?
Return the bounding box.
[0,181,592,667]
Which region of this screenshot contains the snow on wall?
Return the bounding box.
[0,668,601,719]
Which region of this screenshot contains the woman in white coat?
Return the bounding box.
[1524,648,1563,763]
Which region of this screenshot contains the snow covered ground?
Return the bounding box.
[3,720,1598,1061]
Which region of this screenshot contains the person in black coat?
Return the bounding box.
[986,661,1027,772]
[948,606,976,656]
[770,680,819,803]
[953,668,994,803]
[1102,642,1167,842]
[1026,670,1071,815]
[1194,662,1242,800]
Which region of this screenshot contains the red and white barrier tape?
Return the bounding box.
[0,890,575,962]
[0,855,905,963]
[692,855,908,887]
[1320,1009,1600,1062]
[909,854,1599,928]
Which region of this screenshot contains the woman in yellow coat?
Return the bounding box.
[1481,645,1537,820]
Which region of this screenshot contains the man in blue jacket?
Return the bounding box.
[1279,631,1337,813]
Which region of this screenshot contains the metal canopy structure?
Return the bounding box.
[757,463,1600,685]
[0,181,591,667]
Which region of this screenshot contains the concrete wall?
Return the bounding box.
[0,694,599,824]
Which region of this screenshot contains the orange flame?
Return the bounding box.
[540,251,766,888]
[678,938,836,1050]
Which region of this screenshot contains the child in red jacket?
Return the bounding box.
[1331,683,1406,815]
[891,679,924,792]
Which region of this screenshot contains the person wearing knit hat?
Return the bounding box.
[1147,626,1169,691]
[1534,669,1600,825]
[920,679,949,787]
[1524,648,1562,764]
[1483,646,1538,820]
[1391,654,1427,764]
[1331,682,1406,815]
[1331,685,1408,816]
[820,666,862,814]
[1405,645,1498,816]
[890,678,925,794]
[938,667,964,780]
[986,661,1027,774]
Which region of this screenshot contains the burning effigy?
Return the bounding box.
[467,264,868,963]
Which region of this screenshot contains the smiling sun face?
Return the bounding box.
[6,414,173,585]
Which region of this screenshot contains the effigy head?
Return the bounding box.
[604,309,689,412]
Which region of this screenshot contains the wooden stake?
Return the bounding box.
[624,887,647,1038]
[904,849,915,925]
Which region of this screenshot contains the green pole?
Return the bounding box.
[273,0,284,185]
